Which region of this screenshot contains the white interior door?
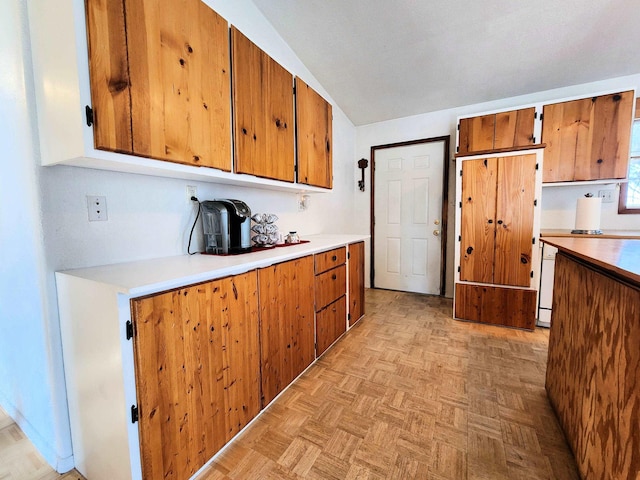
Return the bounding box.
[373,141,445,294]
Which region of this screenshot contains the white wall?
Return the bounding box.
[0,0,73,470]
[2,0,357,471]
[356,73,640,298]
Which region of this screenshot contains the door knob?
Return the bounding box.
[433,230,440,236]
[434,219,440,225]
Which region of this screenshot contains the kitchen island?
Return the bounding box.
[541,237,640,480]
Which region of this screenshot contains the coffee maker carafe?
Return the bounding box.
[201,200,251,254]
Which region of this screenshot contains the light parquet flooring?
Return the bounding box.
[198,289,579,480]
[0,407,84,480]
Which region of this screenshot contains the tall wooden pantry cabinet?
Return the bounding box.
[454,149,543,329]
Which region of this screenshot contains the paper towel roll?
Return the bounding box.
[574,196,602,232]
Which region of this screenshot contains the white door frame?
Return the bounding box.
[370,136,450,295]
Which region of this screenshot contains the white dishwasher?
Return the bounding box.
[537,243,558,327]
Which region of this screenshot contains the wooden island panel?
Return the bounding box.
[546,252,640,480]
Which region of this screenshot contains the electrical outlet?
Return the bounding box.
[598,190,615,203]
[186,185,197,201]
[87,195,107,221]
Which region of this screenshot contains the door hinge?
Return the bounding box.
[457,266,461,273]
[131,405,139,423]
[85,105,94,127]
[540,113,544,121]
[348,313,351,320]
[293,85,296,95]
[532,136,536,143]
[534,111,538,119]
[536,163,539,170]
[532,237,536,245]
[126,320,134,340]
[347,252,351,259]
[456,146,459,153]
[457,123,460,131]
[458,235,461,241]
[531,271,534,278]
[459,202,462,208]
[534,199,538,206]
[459,170,463,177]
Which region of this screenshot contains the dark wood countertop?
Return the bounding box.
[541,237,640,286]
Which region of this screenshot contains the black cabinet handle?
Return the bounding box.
[332,255,337,261]
[332,274,337,280]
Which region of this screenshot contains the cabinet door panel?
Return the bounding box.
[131,272,259,480]
[460,158,497,283]
[494,107,535,149]
[125,0,231,169]
[316,296,347,356]
[542,98,592,182]
[258,256,315,407]
[458,114,494,154]
[85,0,133,152]
[580,91,633,181]
[494,155,536,287]
[232,27,294,182]
[296,77,333,188]
[348,241,365,326]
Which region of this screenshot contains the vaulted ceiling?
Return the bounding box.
[252,0,640,126]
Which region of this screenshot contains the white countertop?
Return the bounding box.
[56,234,369,297]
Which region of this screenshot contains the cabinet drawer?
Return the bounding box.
[315,264,346,311]
[314,247,346,274]
[316,296,346,356]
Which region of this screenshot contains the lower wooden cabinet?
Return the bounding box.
[348,241,365,326]
[258,256,315,407]
[316,296,347,355]
[130,272,260,480]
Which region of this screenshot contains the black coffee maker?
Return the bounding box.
[201,199,251,254]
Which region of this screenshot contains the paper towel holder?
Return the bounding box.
[571,193,603,235]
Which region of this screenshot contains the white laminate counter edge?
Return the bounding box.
[56,234,369,297]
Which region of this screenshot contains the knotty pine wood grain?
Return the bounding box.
[295,77,333,188]
[85,0,133,153]
[493,154,536,287]
[258,256,315,407]
[124,0,231,169]
[315,265,347,311]
[581,91,633,181]
[130,272,260,480]
[546,253,640,480]
[314,247,346,274]
[542,91,633,182]
[458,114,494,154]
[316,296,347,356]
[232,27,294,182]
[454,283,537,329]
[348,241,365,326]
[494,107,535,149]
[460,157,497,284]
[543,98,590,182]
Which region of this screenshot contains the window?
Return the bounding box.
[619,99,640,214]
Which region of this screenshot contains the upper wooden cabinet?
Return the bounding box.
[232,27,295,182]
[541,91,634,182]
[130,272,260,480]
[295,78,333,188]
[458,107,536,155]
[459,155,537,287]
[85,0,232,170]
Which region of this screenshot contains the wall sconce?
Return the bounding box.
[358,158,369,191]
